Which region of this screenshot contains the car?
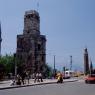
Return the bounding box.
[85,74,95,84]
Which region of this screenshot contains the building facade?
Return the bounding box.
[0,22,2,57]
[84,48,89,75]
[16,10,46,74]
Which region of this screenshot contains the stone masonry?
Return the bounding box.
[84,48,89,75]
[16,10,46,74]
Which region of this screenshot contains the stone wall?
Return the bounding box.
[16,10,46,74]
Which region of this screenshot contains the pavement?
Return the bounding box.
[0,78,78,90]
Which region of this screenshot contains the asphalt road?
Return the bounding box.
[0,81,95,95]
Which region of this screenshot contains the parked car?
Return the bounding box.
[85,74,95,84]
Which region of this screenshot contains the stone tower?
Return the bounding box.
[84,48,89,75]
[0,22,2,57]
[16,10,46,74]
[23,10,40,35]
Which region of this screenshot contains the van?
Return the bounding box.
[64,70,74,79]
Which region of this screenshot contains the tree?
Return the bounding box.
[0,54,15,76]
[0,63,5,80]
[42,64,53,78]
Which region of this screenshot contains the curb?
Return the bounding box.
[0,79,78,90]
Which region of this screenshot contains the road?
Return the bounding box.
[0,80,95,95]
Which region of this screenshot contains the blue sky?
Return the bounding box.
[0,0,95,71]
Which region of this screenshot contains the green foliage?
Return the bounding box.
[43,64,53,78]
[0,54,14,75]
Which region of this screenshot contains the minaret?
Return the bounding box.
[84,48,89,75]
[90,59,93,74]
[0,22,2,57]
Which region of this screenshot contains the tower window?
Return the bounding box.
[38,44,41,50]
[27,31,30,34]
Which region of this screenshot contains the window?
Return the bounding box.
[38,44,41,50]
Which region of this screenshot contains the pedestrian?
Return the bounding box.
[37,73,40,82]
[16,74,21,85]
[39,73,43,82]
[21,72,26,85]
[60,73,63,83]
[26,72,30,84]
[57,73,63,83]
[10,79,16,86]
[34,73,37,83]
[34,73,39,82]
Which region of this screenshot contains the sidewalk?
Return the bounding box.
[0,78,78,90]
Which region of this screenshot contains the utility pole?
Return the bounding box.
[63,66,65,78]
[54,55,56,78]
[70,55,72,71]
